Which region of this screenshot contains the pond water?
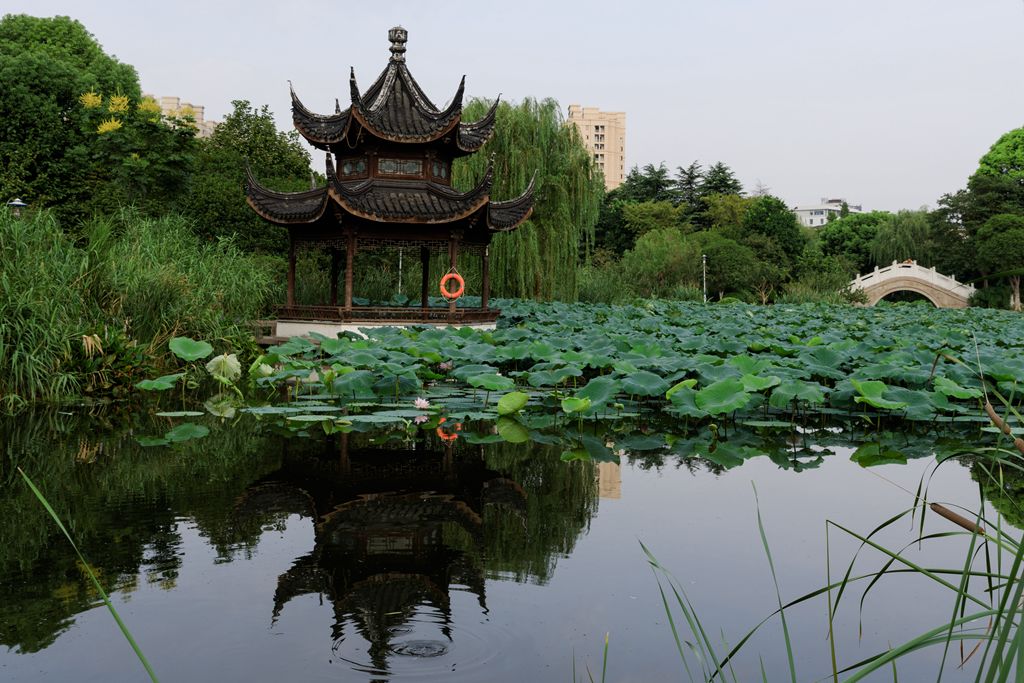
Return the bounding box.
[0,409,1014,682]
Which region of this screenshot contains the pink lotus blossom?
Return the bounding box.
[414,415,429,425]
[439,361,453,371]
[414,397,431,410]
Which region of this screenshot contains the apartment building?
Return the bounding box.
[567,105,626,191]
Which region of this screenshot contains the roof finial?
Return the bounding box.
[388,26,408,62]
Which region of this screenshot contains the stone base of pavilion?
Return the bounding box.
[256,305,500,344]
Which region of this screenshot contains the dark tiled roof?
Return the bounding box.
[245,167,330,224]
[457,97,499,153]
[326,157,493,224]
[350,65,463,142]
[487,174,536,231]
[290,83,349,149]
[288,34,496,150]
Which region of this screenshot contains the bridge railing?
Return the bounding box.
[850,260,975,295]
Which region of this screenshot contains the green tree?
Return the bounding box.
[976,214,1024,311]
[454,98,603,300]
[703,193,753,237]
[740,195,805,264]
[701,162,743,196]
[618,228,700,298]
[693,231,758,299]
[617,163,677,203]
[183,100,312,253]
[976,127,1024,184]
[870,210,932,266]
[673,161,703,207]
[621,201,687,237]
[0,15,142,220]
[817,211,889,274]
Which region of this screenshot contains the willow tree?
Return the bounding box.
[453,98,604,300]
[870,210,932,266]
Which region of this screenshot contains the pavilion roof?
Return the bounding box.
[289,28,499,154]
[244,156,534,232]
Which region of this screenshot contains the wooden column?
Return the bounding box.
[287,236,296,307]
[420,246,430,317]
[344,231,356,311]
[329,248,340,307]
[481,246,490,310]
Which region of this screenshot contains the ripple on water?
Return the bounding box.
[330,597,520,681]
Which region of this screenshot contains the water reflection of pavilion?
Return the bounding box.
[235,435,528,674]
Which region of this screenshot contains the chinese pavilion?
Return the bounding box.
[246,27,534,334]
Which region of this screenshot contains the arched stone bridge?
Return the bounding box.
[849,260,975,308]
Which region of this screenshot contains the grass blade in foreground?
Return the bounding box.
[752,482,798,683]
[18,467,159,682]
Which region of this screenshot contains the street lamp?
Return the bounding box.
[702,253,707,303]
[6,198,27,218]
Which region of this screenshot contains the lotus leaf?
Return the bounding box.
[768,380,828,408]
[933,376,982,400]
[164,423,209,443]
[561,397,592,414]
[169,337,214,361]
[851,379,909,411]
[468,373,515,391]
[695,378,752,415]
[620,370,669,397]
[497,391,530,415]
[665,378,697,401]
[136,373,185,391]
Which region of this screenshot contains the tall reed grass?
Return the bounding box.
[0,208,275,408]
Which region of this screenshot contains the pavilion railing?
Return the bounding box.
[274,305,500,324]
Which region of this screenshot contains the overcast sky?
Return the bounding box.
[8,0,1024,211]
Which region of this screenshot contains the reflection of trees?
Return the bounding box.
[972,460,1024,531]
[0,409,279,653]
[477,441,599,583]
[0,414,602,658]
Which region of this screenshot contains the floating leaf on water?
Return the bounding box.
[742,420,794,429]
[169,337,214,362]
[136,373,185,391]
[154,410,204,418]
[163,423,209,443]
[136,436,170,447]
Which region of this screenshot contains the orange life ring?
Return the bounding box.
[436,416,462,442]
[439,273,465,300]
